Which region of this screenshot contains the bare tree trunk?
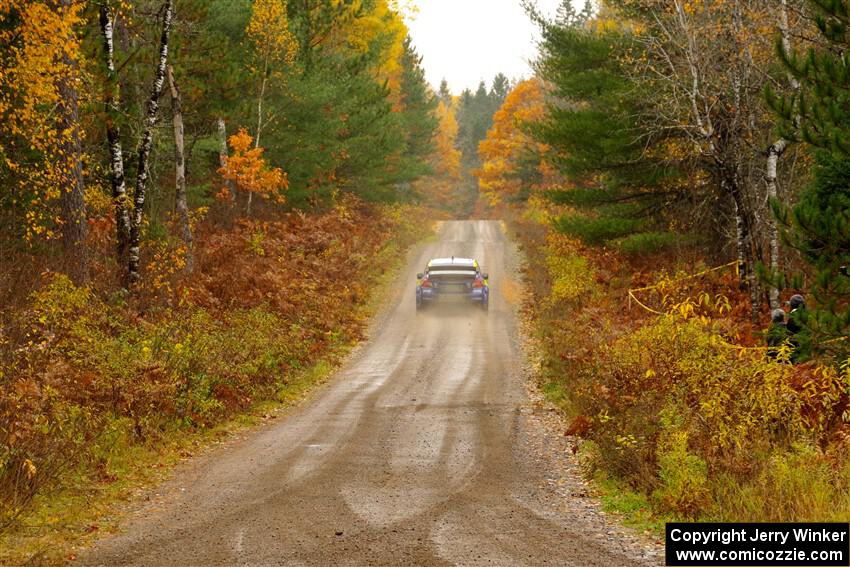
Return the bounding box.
[247,58,270,217]
[99,1,131,270]
[166,65,193,274]
[730,177,760,323]
[729,4,761,323]
[127,0,174,288]
[217,117,236,204]
[57,0,88,285]
[764,0,800,310]
[765,139,787,309]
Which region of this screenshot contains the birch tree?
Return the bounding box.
[612,0,799,320]
[245,0,296,215]
[99,1,131,267]
[99,0,175,287]
[126,0,174,286]
[764,0,803,309]
[217,118,236,205]
[167,64,193,273]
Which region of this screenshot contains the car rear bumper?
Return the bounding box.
[419,288,487,303]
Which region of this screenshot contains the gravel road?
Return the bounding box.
[80,220,661,567]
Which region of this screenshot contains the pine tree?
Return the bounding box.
[455,78,503,168]
[771,0,850,358]
[396,36,439,183]
[490,73,510,105]
[438,79,452,105]
[773,0,850,154]
[266,4,437,204]
[528,1,683,252]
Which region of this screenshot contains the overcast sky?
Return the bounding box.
[405,0,566,95]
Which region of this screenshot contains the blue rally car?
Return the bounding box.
[416,257,489,312]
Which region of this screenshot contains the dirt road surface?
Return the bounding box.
[81,221,660,567]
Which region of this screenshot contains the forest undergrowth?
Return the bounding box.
[509,197,850,530]
[0,198,433,563]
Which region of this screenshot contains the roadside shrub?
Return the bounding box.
[554,212,644,245]
[583,317,805,479]
[566,312,850,521]
[711,444,850,522]
[0,199,431,528]
[513,198,850,524]
[545,232,597,304]
[0,275,104,528]
[653,426,711,518]
[611,232,680,256]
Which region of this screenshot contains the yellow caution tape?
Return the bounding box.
[627,289,666,315]
[629,261,741,293]
[627,260,769,352]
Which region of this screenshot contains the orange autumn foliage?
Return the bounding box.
[433,100,461,179]
[478,79,556,205]
[415,99,462,213]
[218,129,288,204]
[0,197,430,531]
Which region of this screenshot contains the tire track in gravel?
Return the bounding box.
[80,220,661,567]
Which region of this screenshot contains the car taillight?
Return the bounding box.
[421,278,432,288]
[473,278,484,288]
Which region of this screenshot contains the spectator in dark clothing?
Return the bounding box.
[786,294,806,334]
[767,308,790,361]
[785,294,809,362]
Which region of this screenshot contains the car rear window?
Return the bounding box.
[428,264,475,272]
[428,270,478,279]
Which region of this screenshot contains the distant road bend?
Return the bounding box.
[82,221,653,567]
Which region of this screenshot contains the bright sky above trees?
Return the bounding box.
[405,0,564,93]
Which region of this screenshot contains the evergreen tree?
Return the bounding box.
[455,88,474,164]
[470,81,493,160]
[438,78,452,105]
[264,2,437,204]
[772,0,850,154]
[396,36,439,181]
[528,1,684,252]
[490,73,510,105]
[455,78,504,168]
[450,76,509,215]
[771,0,850,358]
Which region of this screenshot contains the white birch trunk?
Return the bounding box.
[217,117,236,204]
[764,0,800,310]
[167,64,193,274]
[765,139,787,309]
[99,2,131,270]
[247,57,269,217]
[127,0,174,287]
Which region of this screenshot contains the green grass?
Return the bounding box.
[596,474,668,537]
[541,380,569,407]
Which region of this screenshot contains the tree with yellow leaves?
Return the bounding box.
[0,0,88,283]
[478,79,552,206]
[245,0,297,214]
[433,101,461,181]
[409,97,459,211]
[247,0,297,148]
